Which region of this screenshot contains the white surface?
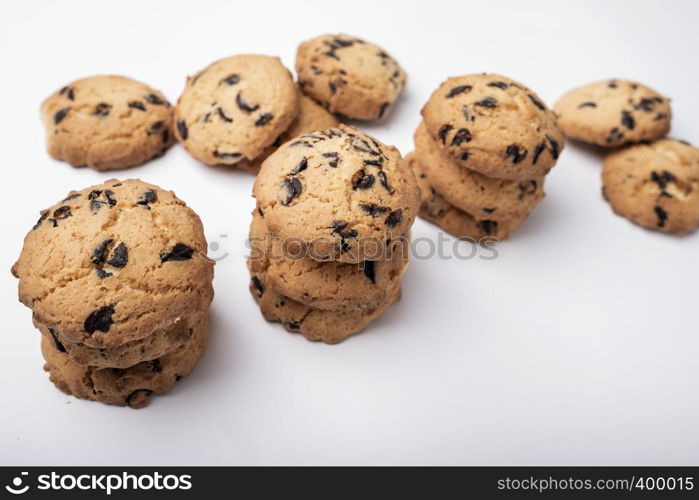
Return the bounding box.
[0,0,697,466]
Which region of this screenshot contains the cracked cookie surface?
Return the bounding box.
[421,73,564,181]
[296,34,406,120]
[12,178,214,349]
[253,125,420,263]
[554,79,671,147]
[42,310,208,409]
[174,54,298,166]
[413,121,544,220]
[602,139,699,234]
[248,210,408,310]
[41,75,175,171]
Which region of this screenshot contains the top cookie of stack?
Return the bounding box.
[412,73,564,240]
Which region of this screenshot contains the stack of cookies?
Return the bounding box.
[12,179,214,408]
[174,54,339,173]
[249,125,420,343]
[410,74,565,240]
[554,79,699,235]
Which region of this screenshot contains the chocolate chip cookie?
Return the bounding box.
[602,139,699,234]
[41,75,174,170]
[413,121,545,220]
[253,125,420,263]
[174,54,299,166]
[12,179,215,350]
[555,79,671,147]
[296,34,406,120]
[421,74,564,181]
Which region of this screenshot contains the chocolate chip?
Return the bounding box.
[378,171,395,194]
[634,98,657,112]
[143,359,161,372]
[363,261,376,284]
[654,113,668,121]
[106,242,128,268]
[606,127,624,144]
[322,152,339,168]
[221,74,240,85]
[96,269,113,279]
[446,85,472,98]
[532,142,546,165]
[257,207,264,217]
[236,93,259,112]
[650,170,677,190]
[654,205,668,227]
[217,107,233,123]
[290,157,308,175]
[145,93,166,106]
[128,101,146,111]
[621,110,635,130]
[137,189,157,208]
[279,177,302,205]
[528,94,545,111]
[213,150,242,161]
[49,328,66,353]
[378,102,389,118]
[310,65,322,75]
[460,151,470,161]
[125,389,153,408]
[93,103,112,116]
[62,193,80,202]
[177,120,188,140]
[487,81,509,90]
[329,81,337,94]
[351,137,381,156]
[255,113,274,126]
[478,220,497,234]
[578,102,597,108]
[92,239,114,265]
[147,120,165,134]
[60,86,74,100]
[359,203,390,216]
[251,276,265,297]
[88,189,117,213]
[482,207,496,214]
[385,209,403,227]
[506,145,527,164]
[331,220,357,239]
[608,81,618,89]
[161,243,195,262]
[475,97,498,108]
[451,128,472,146]
[54,108,69,125]
[84,305,115,334]
[53,205,72,220]
[32,211,48,230]
[364,158,383,167]
[438,124,452,144]
[352,169,375,190]
[517,180,538,200]
[546,135,560,159]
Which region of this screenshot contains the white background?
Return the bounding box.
[0,0,697,466]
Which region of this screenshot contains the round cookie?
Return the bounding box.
[40,75,174,171]
[296,34,406,120]
[413,121,545,220]
[253,125,420,263]
[248,210,408,310]
[174,54,299,166]
[12,179,215,350]
[248,272,400,344]
[602,139,699,234]
[238,92,340,174]
[421,74,564,181]
[34,283,213,368]
[42,311,208,409]
[554,79,671,147]
[407,154,527,240]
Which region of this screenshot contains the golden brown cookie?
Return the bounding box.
[174,54,299,166]
[296,34,406,120]
[12,179,215,350]
[413,121,544,220]
[421,74,564,181]
[42,311,208,409]
[555,79,671,147]
[253,125,420,263]
[41,75,174,170]
[602,139,699,234]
